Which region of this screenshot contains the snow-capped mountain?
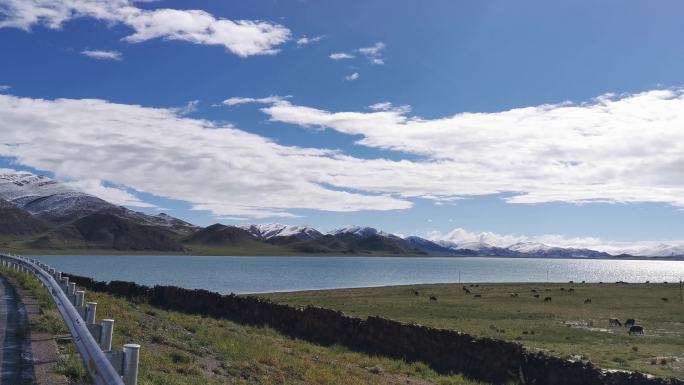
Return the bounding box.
[620,243,684,258]
[0,171,196,233]
[438,240,494,251]
[0,171,110,221]
[328,225,398,238]
[0,172,71,201]
[507,242,611,258]
[507,242,554,254]
[404,236,454,254]
[239,223,323,241]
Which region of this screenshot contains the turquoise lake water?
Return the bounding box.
[31,255,684,294]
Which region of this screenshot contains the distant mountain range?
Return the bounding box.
[1,171,682,259]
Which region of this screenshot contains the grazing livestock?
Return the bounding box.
[533,294,540,298]
[509,293,518,298]
[568,288,575,293]
[412,290,419,296]
[661,297,669,302]
[625,319,636,328]
[584,298,592,304]
[462,286,471,294]
[473,294,482,298]
[609,318,622,327]
[560,288,566,291]
[429,296,437,301]
[629,325,644,335]
[543,297,552,302]
[531,289,537,293]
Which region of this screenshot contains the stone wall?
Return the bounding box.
[67,274,683,385]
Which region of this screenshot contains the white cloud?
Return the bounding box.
[358,41,385,64]
[222,95,289,106]
[345,72,359,81]
[329,52,354,60]
[368,102,410,113]
[369,102,392,111]
[0,85,10,92]
[63,179,155,208]
[5,89,684,220]
[358,41,385,56]
[81,49,122,60]
[261,89,684,208]
[296,35,324,46]
[176,99,199,115]
[0,93,412,218]
[0,0,290,57]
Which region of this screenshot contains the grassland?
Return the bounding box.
[0,267,487,385]
[266,282,684,380]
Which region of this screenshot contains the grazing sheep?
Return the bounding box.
[543,297,552,302]
[584,298,592,304]
[533,294,540,298]
[625,319,636,328]
[429,296,438,301]
[629,325,644,335]
[609,318,622,327]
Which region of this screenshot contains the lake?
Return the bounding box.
[31,255,684,294]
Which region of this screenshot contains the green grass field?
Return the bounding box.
[265,282,684,380]
[1,267,487,385]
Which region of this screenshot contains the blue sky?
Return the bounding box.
[2,0,684,246]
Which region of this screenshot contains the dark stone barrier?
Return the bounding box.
[67,274,683,385]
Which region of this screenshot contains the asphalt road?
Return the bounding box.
[0,274,33,385]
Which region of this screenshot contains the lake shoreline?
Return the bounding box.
[29,255,684,295]
[19,250,684,261]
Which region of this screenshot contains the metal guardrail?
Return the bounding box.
[0,253,140,385]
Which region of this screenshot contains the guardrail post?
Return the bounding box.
[68,282,76,302]
[123,344,140,385]
[101,319,114,351]
[75,290,85,307]
[86,302,97,324]
[61,276,69,291]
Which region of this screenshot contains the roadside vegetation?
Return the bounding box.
[0,266,487,385]
[266,282,684,380]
